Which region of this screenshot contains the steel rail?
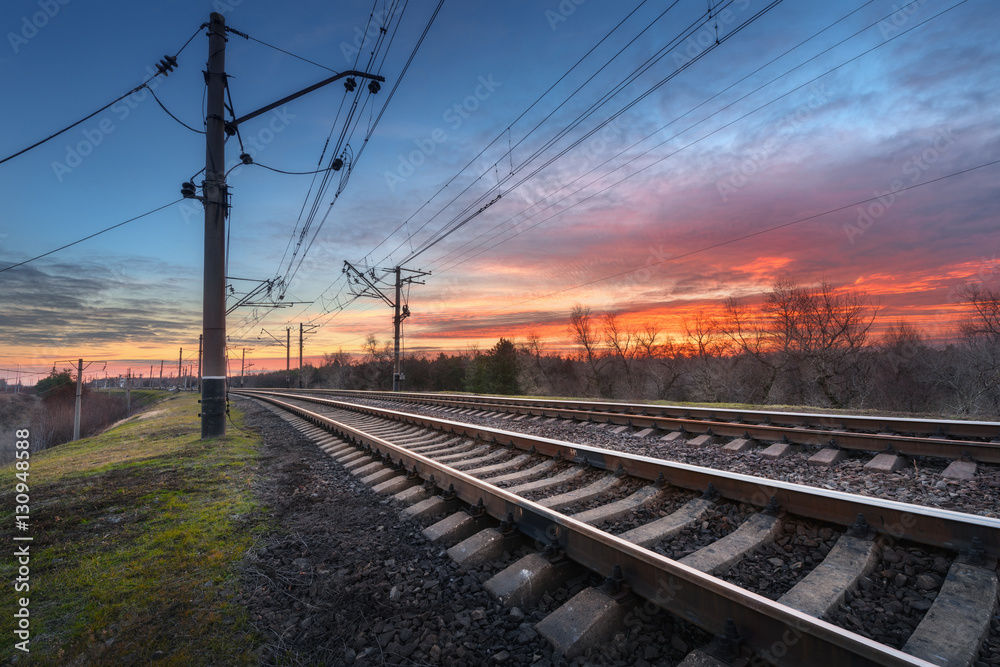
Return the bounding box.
[237,389,1000,559]
[306,389,1000,441]
[244,390,938,667]
[264,388,1000,464]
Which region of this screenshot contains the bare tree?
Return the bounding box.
[603,312,639,395]
[363,334,391,363]
[951,284,1000,414]
[569,304,607,395]
[634,322,684,398]
[517,329,550,394]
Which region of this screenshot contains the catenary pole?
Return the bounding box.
[72,358,83,440]
[201,12,227,437]
[393,266,402,391]
[197,333,203,392]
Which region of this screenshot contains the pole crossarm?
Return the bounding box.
[343,261,395,307]
[258,328,289,347]
[225,276,279,315]
[230,70,386,129]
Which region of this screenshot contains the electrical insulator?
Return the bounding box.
[368,80,381,94]
[224,122,237,137]
[344,77,357,92]
[332,158,344,171]
[156,55,178,76]
[240,152,253,165]
[181,182,197,198]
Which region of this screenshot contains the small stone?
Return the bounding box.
[389,585,401,601]
[768,557,784,568]
[517,622,538,642]
[894,573,908,588]
[509,607,525,621]
[915,574,938,590]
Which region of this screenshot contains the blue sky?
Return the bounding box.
[1,0,998,384]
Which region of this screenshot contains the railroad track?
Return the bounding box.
[291,388,1000,467]
[233,389,1000,666]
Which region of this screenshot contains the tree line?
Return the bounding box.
[245,278,1000,417]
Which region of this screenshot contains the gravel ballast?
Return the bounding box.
[346,397,1000,518]
[234,397,713,666]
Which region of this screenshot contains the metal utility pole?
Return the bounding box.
[185,12,385,437]
[393,266,402,391]
[200,12,228,437]
[343,262,430,391]
[259,328,289,386]
[197,334,203,392]
[159,360,164,388]
[126,369,131,415]
[299,323,318,388]
[240,348,246,388]
[178,347,183,390]
[73,358,83,441]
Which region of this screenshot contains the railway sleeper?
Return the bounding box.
[423,508,496,545]
[678,512,782,576]
[462,452,533,476]
[902,560,999,667]
[776,534,880,618]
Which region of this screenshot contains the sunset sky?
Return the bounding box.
[1,0,998,385]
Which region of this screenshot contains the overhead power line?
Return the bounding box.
[480,158,1000,315]
[0,23,204,166]
[0,199,183,274]
[434,0,968,275]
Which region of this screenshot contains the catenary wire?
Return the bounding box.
[434,0,968,274]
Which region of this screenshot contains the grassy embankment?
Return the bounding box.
[0,393,266,665]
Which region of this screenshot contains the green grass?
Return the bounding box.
[0,393,267,665]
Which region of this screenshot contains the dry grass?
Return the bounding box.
[0,393,267,665]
